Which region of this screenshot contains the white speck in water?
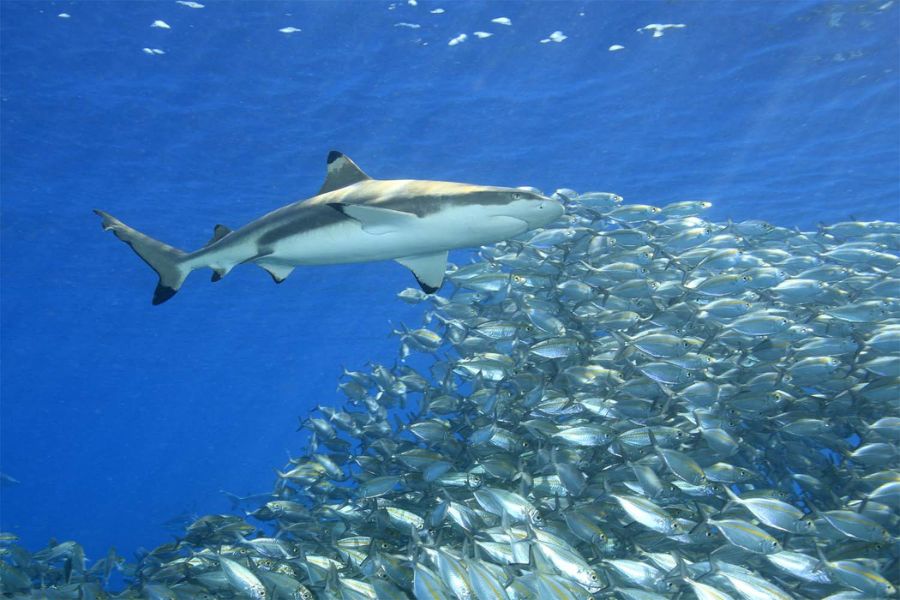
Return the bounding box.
[548,31,567,42]
[491,17,511,26]
[152,48,165,55]
[408,0,417,5]
[430,8,444,13]
[58,12,71,18]
[175,1,204,8]
[395,22,421,29]
[636,23,686,38]
[151,20,171,29]
[279,27,302,34]
[142,48,165,55]
[473,31,493,39]
[879,0,893,9]
[448,33,467,46]
[609,44,625,51]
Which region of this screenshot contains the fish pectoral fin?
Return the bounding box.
[256,261,295,284]
[395,251,448,294]
[318,151,371,195]
[328,203,418,235]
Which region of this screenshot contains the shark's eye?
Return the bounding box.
[512,192,523,200]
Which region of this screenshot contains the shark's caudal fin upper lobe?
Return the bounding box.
[94,210,190,305]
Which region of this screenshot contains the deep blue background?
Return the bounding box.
[2,0,898,563]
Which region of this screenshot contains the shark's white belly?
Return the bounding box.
[267,206,528,265]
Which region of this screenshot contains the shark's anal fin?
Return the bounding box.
[318,151,371,195]
[205,224,232,247]
[256,262,294,284]
[328,203,418,235]
[395,251,448,294]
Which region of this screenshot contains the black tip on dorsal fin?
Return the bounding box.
[205,224,232,247]
[319,152,370,195]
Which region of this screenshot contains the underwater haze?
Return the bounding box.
[1,0,899,597]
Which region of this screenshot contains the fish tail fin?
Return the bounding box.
[94,210,191,305]
[721,484,741,511]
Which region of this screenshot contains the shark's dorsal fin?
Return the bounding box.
[328,203,417,235]
[205,224,232,247]
[318,151,371,195]
[395,251,448,294]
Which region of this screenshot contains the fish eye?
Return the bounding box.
[742,275,752,282]
[512,192,523,200]
[590,572,599,581]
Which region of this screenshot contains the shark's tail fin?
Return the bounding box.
[94,210,191,305]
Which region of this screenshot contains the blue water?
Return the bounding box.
[1,0,898,566]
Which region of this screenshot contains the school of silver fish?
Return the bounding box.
[2,190,899,599]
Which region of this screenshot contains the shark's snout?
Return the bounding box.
[530,195,566,228]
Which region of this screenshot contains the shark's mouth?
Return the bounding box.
[492,215,530,230]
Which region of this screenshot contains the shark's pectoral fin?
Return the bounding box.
[205,224,232,247]
[318,151,371,195]
[395,251,448,294]
[256,262,294,284]
[328,203,418,235]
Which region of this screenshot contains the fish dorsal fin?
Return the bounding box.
[318,151,371,195]
[395,251,448,294]
[205,224,232,247]
[328,203,418,235]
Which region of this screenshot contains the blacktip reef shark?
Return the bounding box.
[95,151,565,304]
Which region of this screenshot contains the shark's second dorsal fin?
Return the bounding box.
[205,224,232,247]
[318,151,371,195]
